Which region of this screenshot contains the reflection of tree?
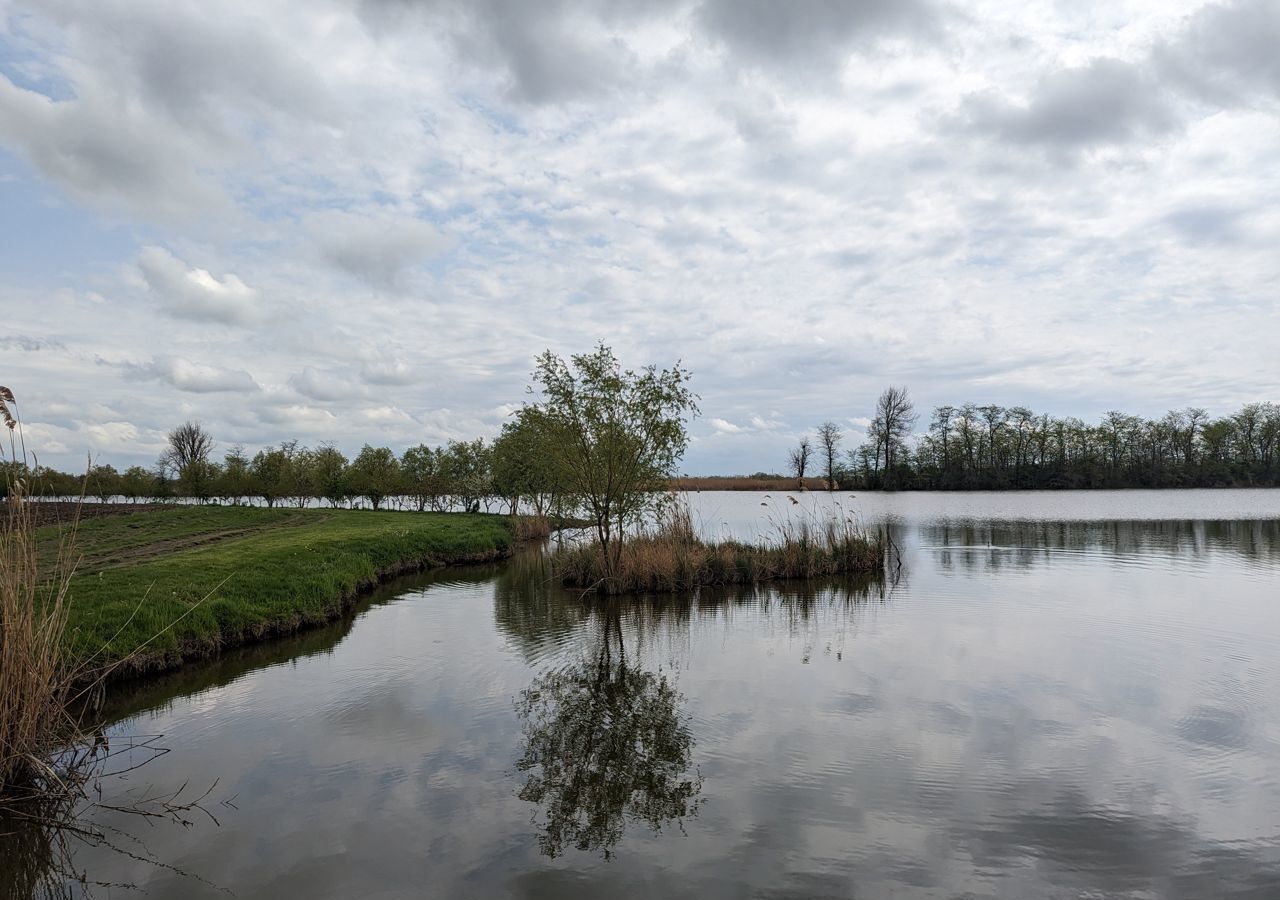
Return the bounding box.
[927,518,1280,573]
[513,607,701,859]
[492,549,589,662]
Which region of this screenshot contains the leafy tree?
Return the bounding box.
[443,439,492,513]
[119,466,153,503]
[218,445,252,504]
[250,446,291,508]
[492,412,562,516]
[401,444,444,511]
[524,344,698,570]
[309,443,350,508]
[348,445,400,510]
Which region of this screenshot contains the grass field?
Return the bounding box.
[40,506,513,677]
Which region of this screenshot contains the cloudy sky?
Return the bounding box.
[2,0,1278,474]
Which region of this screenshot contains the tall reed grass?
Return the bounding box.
[1,445,82,800]
[552,502,885,594]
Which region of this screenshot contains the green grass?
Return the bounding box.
[42,506,513,676]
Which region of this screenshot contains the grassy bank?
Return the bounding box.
[553,508,885,594]
[44,505,513,677]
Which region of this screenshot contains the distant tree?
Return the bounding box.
[443,439,492,513]
[250,446,290,507]
[164,421,214,472]
[525,344,698,571]
[348,445,400,510]
[871,386,917,489]
[219,445,252,504]
[162,421,216,500]
[816,421,842,490]
[86,463,120,503]
[119,466,152,503]
[787,436,812,484]
[401,444,444,511]
[310,443,350,507]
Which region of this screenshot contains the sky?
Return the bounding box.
[1,0,1278,475]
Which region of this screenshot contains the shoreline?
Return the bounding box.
[44,506,516,681]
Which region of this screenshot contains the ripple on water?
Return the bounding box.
[1176,705,1251,752]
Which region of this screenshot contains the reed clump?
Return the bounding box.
[552,503,885,594]
[512,514,553,542]
[0,472,81,800]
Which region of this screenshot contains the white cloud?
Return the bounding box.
[360,358,416,386]
[137,246,259,325]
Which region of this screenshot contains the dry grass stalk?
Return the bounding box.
[512,514,553,542]
[1,456,82,799]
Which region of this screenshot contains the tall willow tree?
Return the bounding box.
[525,344,698,571]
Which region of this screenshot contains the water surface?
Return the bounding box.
[19,490,1280,898]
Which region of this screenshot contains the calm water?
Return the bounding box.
[16,490,1280,898]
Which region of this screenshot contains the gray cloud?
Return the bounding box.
[117,355,262,393]
[289,367,353,402]
[137,246,259,324]
[305,209,454,290]
[697,0,943,73]
[1156,0,1280,105]
[359,0,656,103]
[961,58,1177,149]
[0,75,229,220]
[0,335,67,352]
[1164,203,1250,246]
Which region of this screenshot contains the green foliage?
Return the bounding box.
[492,412,563,516]
[348,444,401,510]
[526,344,698,567]
[249,445,291,507]
[401,444,445,511]
[442,439,491,513]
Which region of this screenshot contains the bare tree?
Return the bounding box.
[164,421,214,473]
[787,436,812,484]
[872,387,917,489]
[816,421,842,490]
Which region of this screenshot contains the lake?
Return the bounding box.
[18,490,1280,898]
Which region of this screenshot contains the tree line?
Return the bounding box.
[789,389,1280,490]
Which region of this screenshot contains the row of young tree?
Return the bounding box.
[790,389,1280,490]
[8,345,699,551]
[17,433,508,512]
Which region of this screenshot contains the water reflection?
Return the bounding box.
[513,602,702,859]
[923,517,1280,573]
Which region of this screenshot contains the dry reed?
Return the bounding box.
[1,441,83,800]
[552,502,885,594]
[512,514,553,542]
